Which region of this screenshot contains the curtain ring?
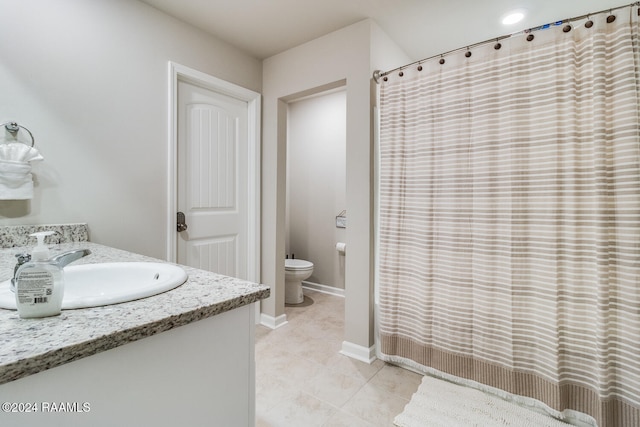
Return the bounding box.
[398,70,404,77]
[526,34,534,42]
[465,48,472,58]
[439,56,445,65]
[494,39,502,50]
[563,24,572,33]
[417,64,423,71]
[606,12,616,23]
[585,15,594,28]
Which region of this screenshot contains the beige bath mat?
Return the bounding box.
[394,375,570,427]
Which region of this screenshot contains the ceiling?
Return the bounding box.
[140,0,624,61]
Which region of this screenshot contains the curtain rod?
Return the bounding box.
[374,1,640,83]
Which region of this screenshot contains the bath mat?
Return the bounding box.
[394,375,569,427]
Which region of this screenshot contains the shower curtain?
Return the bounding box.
[377,5,639,427]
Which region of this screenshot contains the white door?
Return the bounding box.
[177,80,248,279]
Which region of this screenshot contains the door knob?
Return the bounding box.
[177,212,188,232]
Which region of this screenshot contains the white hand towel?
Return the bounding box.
[0,143,44,200]
[0,142,43,163]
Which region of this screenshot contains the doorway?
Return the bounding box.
[286,88,347,295]
[167,62,261,283]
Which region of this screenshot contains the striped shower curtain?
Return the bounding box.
[377,5,639,427]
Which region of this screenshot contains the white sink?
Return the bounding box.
[0,262,188,310]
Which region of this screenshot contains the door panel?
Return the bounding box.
[186,103,236,209]
[187,236,237,277]
[177,80,248,279]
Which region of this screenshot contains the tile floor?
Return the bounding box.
[255,290,423,427]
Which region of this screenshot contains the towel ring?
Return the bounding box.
[2,122,35,147]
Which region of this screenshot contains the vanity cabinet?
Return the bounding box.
[0,304,255,426]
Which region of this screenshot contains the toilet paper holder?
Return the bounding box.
[335,210,347,228]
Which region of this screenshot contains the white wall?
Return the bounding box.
[261,19,409,354]
[261,20,370,334]
[287,89,346,290]
[0,0,261,258]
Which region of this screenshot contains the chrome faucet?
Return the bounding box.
[10,249,92,292]
[50,249,92,268]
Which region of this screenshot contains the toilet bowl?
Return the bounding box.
[284,259,314,304]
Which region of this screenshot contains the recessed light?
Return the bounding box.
[502,10,525,25]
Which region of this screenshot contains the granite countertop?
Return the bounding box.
[0,242,270,385]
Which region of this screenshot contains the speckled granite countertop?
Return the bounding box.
[0,242,270,385]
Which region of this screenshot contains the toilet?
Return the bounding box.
[284,259,314,304]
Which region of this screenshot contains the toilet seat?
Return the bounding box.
[285,259,313,270]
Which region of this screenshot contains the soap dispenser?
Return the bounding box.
[14,231,65,318]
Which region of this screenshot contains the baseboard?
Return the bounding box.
[302,281,345,298]
[340,341,377,364]
[260,313,288,329]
